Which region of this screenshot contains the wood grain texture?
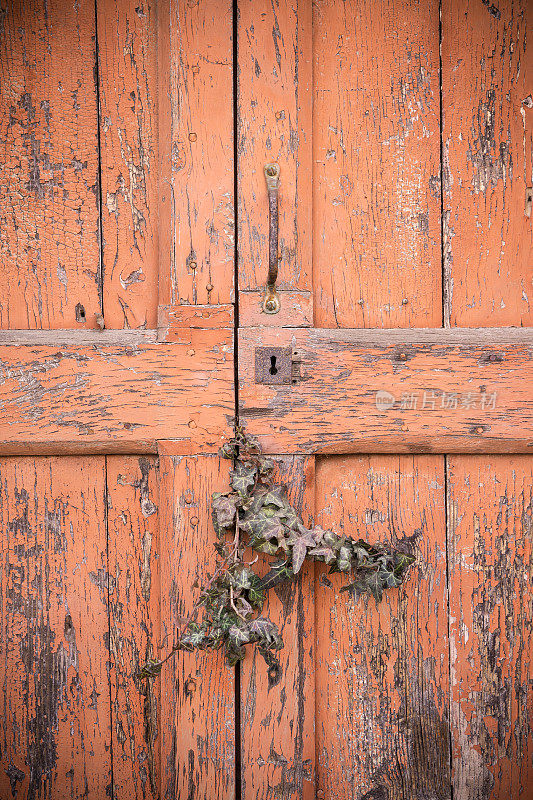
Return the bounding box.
[157,304,234,340]
[239,291,313,328]
[442,0,533,327]
[315,455,449,799]
[159,454,234,799]
[0,0,101,330]
[447,456,533,799]
[107,456,160,800]
[237,0,313,301]
[239,327,533,454]
[98,0,159,330]
[241,457,315,799]
[0,457,111,798]
[0,329,233,454]
[313,0,441,329]
[158,0,234,308]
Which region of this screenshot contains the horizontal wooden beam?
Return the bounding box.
[0,329,233,455]
[239,328,533,454]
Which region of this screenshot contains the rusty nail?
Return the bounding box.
[476,426,484,434]
[189,132,197,142]
[95,313,105,330]
[398,352,408,360]
[188,348,195,356]
[265,299,276,312]
[206,283,213,291]
[401,298,409,305]
[190,516,199,526]
[188,420,197,429]
[189,261,197,271]
[358,298,364,306]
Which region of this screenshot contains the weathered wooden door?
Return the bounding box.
[0,1,531,799]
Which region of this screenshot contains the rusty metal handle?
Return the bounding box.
[262,163,280,314]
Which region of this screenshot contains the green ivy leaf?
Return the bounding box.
[231,462,257,497]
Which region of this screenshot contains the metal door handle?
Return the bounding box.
[262,163,280,314]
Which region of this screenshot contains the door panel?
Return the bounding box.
[107,456,160,800]
[98,0,159,330]
[238,327,533,455]
[0,457,111,798]
[0,0,101,330]
[447,456,533,798]
[0,329,233,455]
[237,0,313,324]
[313,0,442,329]
[158,0,235,311]
[442,0,533,327]
[315,455,449,798]
[240,456,315,799]
[159,455,235,799]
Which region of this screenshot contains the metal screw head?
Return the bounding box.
[265,300,276,311]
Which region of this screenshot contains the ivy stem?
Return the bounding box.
[155,538,241,669]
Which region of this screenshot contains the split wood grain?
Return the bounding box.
[0,0,101,329]
[107,456,160,800]
[98,0,159,330]
[447,456,533,798]
[158,0,234,308]
[0,329,233,454]
[239,327,533,454]
[240,457,315,800]
[315,455,450,799]
[237,0,313,302]
[159,455,234,799]
[313,0,442,329]
[442,0,533,327]
[0,457,111,798]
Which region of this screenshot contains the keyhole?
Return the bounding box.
[269,355,278,375]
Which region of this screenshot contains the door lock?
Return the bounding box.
[255,347,302,385]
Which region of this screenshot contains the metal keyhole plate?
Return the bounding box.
[255,347,293,385]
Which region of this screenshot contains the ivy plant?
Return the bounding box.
[141,429,415,680]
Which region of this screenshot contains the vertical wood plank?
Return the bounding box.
[158,0,234,311]
[0,457,111,798]
[237,0,313,303]
[315,455,450,800]
[442,0,533,327]
[159,454,234,799]
[447,456,533,798]
[0,0,101,330]
[313,0,441,329]
[241,456,315,800]
[98,0,159,330]
[107,456,160,800]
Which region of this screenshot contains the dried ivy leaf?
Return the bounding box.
[139,659,163,679]
[249,618,283,650]
[212,492,237,529]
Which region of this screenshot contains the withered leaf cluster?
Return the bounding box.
[141,429,415,680]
